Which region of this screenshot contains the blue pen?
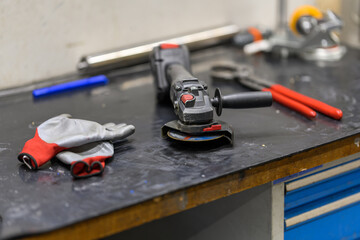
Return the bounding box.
[32,75,109,98]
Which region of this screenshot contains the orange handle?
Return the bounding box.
[263,88,317,119]
[271,84,343,120]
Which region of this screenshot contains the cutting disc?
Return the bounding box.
[167,130,224,142]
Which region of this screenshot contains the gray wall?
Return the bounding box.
[0,0,315,90]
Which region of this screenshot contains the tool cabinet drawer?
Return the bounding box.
[284,159,360,240]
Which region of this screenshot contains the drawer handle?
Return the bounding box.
[286,192,360,228]
[286,159,360,192]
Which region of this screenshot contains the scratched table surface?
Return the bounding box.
[1,45,360,239]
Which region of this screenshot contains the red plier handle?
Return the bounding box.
[262,88,317,119]
[271,84,343,120]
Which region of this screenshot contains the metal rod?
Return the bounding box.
[77,24,239,72]
[277,0,288,37]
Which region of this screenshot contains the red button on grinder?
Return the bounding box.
[181,94,194,104]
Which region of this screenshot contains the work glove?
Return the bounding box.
[18,114,135,170]
[56,141,114,178]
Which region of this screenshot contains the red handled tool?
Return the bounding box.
[210,64,342,120]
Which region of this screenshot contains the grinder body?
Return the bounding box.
[151,44,216,124]
[150,43,272,143]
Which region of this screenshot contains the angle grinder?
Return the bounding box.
[150,43,273,144]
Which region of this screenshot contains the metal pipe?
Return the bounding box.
[277,0,288,37]
[77,24,239,72]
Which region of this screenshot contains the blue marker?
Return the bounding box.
[32,75,109,98]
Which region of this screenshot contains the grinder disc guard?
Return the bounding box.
[162,120,233,143]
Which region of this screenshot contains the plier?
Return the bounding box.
[210,63,343,120]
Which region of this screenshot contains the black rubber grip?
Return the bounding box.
[167,64,197,84]
[149,45,191,102]
[222,91,273,108]
[212,88,272,116]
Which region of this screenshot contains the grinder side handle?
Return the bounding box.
[212,88,273,116]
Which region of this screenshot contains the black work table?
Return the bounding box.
[1,45,360,240]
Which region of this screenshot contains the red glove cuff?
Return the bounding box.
[18,129,67,169]
[70,156,109,178]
